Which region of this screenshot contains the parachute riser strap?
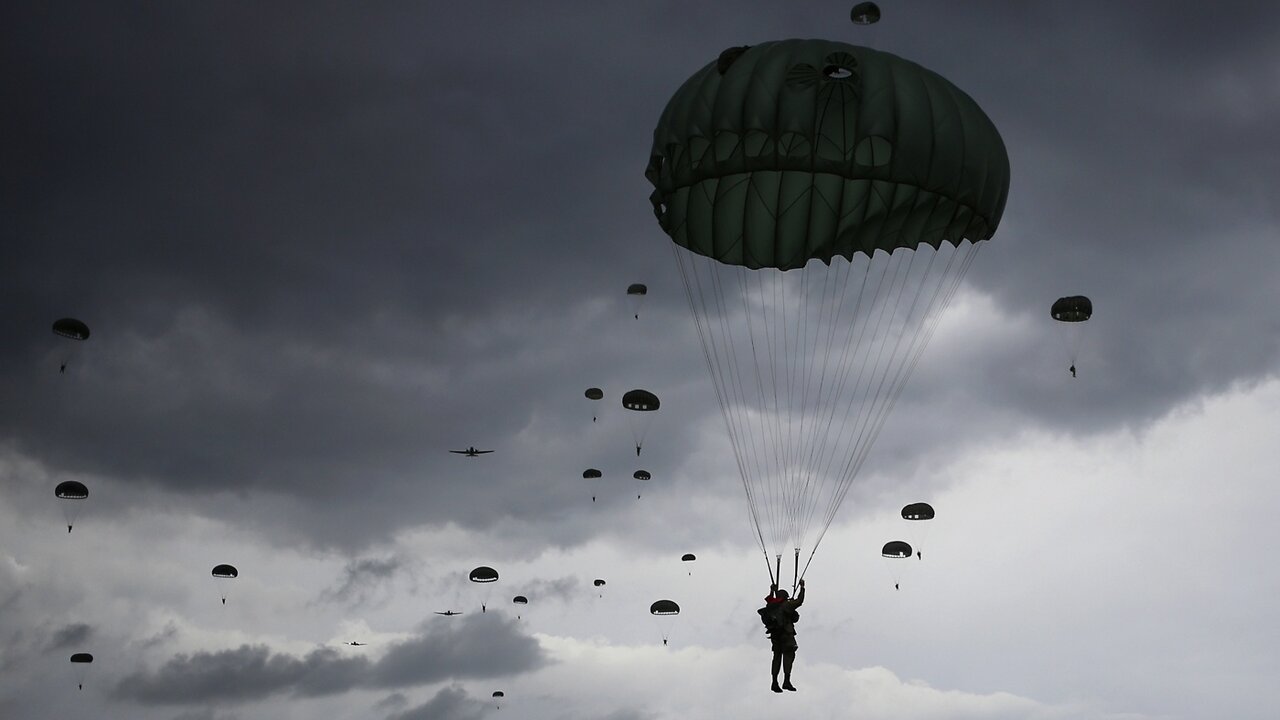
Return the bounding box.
[792,547,800,595]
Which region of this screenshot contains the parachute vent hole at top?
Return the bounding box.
[823,64,853,80]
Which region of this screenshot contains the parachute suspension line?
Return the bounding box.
[792,257,863,551]
[809,241,983,555]
[672,243,770,558]
[725,264,781,553]
[792,252,894,557]
[746,266,786,553]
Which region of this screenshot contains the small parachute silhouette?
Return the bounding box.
[901,503,934,559]
[51,318,90,373]
[52,318,90,340]
[469,566,499,583]
[621,389,660,456]
[212,564,238,604]
[70,652,93,690]
[1051,295,1092,377]
[850,1,881,25]
[881,541,912,590]
[585,387,603,422]
[881,542,912,559]
[649,599,681,645]
[55,480,88,533]
[627,283,648,319]
[634,470,651,498]
[901,503,934,520]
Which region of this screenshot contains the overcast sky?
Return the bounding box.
[3,2,1280,719]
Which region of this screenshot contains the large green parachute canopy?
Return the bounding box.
[52,318,91,340]
[55,481,89,499]
[650,599,681,615]
[211,564,238,578]
[469,566,499,583]
[881,541,913,559]
[850,2,881,25]
[1051,296,1092,322]
[648,38,1008,582]
[70,653,93,663]
[901,503,934,520]
[627,283,648,296]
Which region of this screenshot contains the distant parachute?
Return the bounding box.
[627,283,648,319]
[634,470,651,498]
[585,387,604,422]
[850,1,881,24]
[55,480,89,533]
[901,503,934,559]
[469,566,499,612]
[901,503,934,520]
[594,578,606,597]
[52,318,91,340]
[70,652,93,690]
[881,541,912,590]
[583,468,602,479]
[511,595,528,619]
[212,564,238,605]
[1051,296,1092,322]
[881,541,912,559]
[650,599,681,645]
[1051,295,1092,377]
[681,553,696,576]
[52,317,90,373]
[650,599,680,615]
[621,389,660,456]
[492,690,505,708]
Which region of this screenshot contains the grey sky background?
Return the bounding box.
[3,2,1279,718]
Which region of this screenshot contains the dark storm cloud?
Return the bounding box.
[375,692,409,712]
[507,576,579,605]
[386,685,489,720]
[113,614,544,705]
[320,556,404,606]
[3,0,1279,556]
[170,711,239,720]
[46,622,94,651]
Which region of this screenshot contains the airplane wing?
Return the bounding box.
[474,450,494,454]
[448,450,468,455]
